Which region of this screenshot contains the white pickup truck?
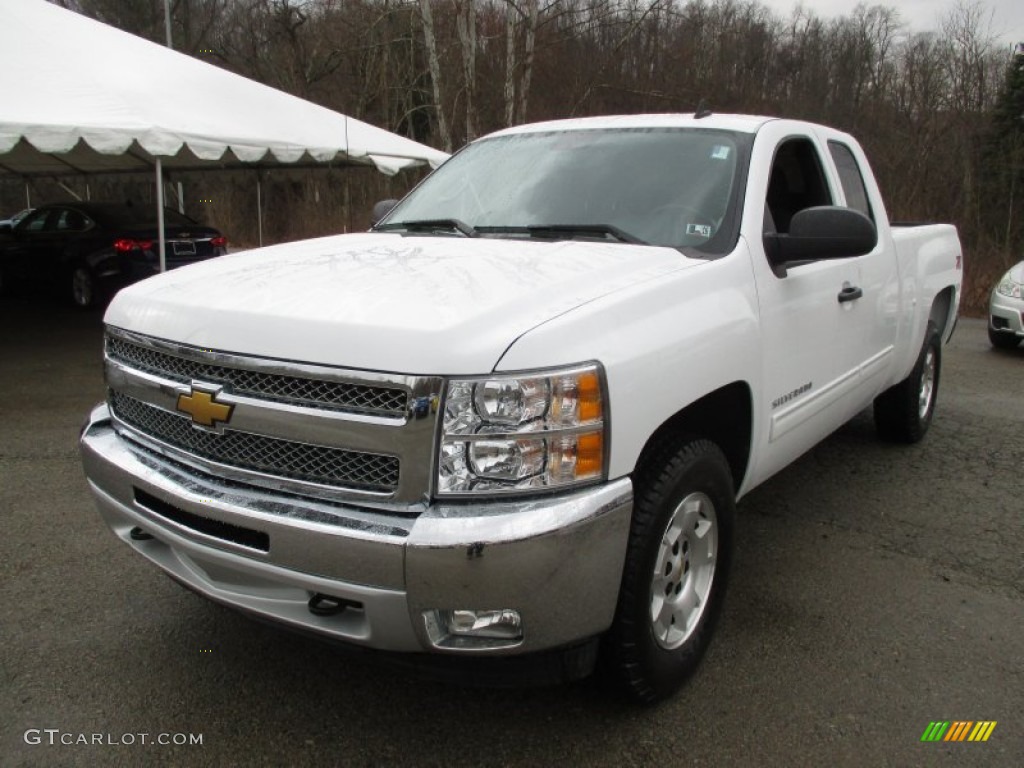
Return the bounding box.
[80,114,962,702]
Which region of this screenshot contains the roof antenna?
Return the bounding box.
[694,100,712,119]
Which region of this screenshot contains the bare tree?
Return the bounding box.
[455,0,479,140]
[517,0,539,123]
[503,0,518,125]
[418,0,453,150]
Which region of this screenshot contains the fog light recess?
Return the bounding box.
[423,609,523,650]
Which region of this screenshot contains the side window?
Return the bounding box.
[56,209,91,232]
[19,210,53,233]
[828,141,873,221]
[764,138,833,234]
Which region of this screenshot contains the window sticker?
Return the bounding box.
[710,145,731,160]
[686,223,712,238]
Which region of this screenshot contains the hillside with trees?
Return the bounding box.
[5,0,1023,313]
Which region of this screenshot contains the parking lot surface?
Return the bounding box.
[2,298,1021,767]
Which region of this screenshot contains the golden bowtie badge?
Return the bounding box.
[176,387,234,428]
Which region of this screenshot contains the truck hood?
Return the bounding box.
[105,232,704,374]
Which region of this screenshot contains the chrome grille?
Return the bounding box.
[107,335,408,416]
[110,391,400,492]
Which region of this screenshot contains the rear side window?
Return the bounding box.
[828,141,873,221]
[56,209,92,232]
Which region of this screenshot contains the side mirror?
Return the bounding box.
[764,206,877,277]
[370,199,399,227]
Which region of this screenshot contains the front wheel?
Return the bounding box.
[602,438,735,703]
[874,321,941,443]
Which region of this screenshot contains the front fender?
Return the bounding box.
[496,245,763,485]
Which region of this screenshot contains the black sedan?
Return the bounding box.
[0,202,227,308]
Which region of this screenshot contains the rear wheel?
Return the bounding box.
[874,321,941,443]
[71,266,98,309]
[988,326,1021,350]
[603,437,735,703]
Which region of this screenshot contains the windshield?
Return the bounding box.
[379,127,751,254]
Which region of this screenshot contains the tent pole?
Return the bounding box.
[57,180,83,201]
[156,159,167,272]
[257,173,263,247]
[164,0,173,48]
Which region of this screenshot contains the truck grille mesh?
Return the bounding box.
[107,335,408,416]
[109,391,400,492]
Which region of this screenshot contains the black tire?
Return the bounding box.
[988,326,1021,350]
[602,437,735,703]
[70,266,98,309]
[874,321,941,443]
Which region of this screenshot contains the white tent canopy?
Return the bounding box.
[0,0,449,178]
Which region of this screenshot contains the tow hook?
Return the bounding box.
[129,526,154,541]
[307,593,355,617]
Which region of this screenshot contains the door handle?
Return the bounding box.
[838,284,863,303]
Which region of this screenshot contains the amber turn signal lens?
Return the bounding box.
[577,370,603,423]
[575,431,604,478]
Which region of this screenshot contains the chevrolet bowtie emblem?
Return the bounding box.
[176,387,234,428]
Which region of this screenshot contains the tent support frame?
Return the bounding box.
[156,158,166,272]
[256,173,263,247]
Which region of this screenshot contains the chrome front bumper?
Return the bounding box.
[80,403,633,656]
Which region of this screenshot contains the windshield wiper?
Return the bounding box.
[376,218,478,238]
[524,224,648,245]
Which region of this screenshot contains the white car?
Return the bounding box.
[989,261,1024,349]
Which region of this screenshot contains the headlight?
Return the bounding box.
[996,274,1022,299]
[437,364,607,495]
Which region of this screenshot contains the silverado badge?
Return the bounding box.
[176,386,234,428]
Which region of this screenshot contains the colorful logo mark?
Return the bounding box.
[921,721,997,742]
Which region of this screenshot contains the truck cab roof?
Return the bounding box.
[485,113,776,138]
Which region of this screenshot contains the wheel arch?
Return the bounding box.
[634,381,753,493]
[928,286,957,343]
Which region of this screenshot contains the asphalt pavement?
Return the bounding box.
[1,297,1021,767]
